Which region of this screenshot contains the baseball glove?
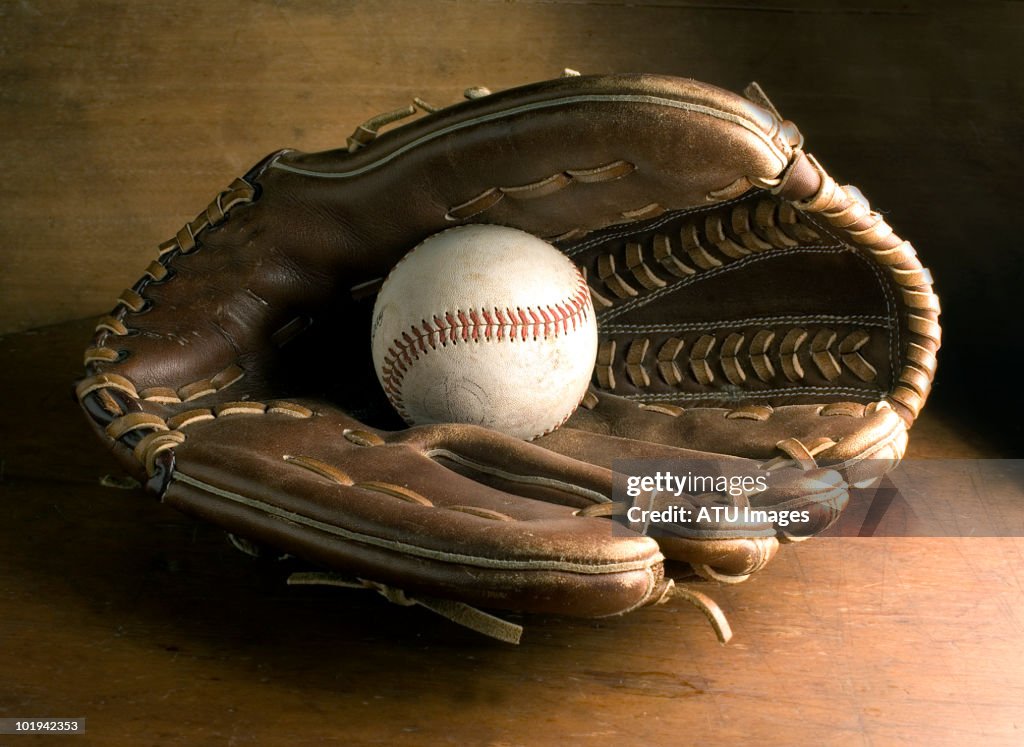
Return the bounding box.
[77,72,940,643]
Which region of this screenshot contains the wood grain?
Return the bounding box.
[1,318,1022,745]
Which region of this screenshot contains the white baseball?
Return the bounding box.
[371,224,598,440]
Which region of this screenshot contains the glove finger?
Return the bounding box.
[156,399,668,618]
[565,389,906,487]
[537,419,847,577]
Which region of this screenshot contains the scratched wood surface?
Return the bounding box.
[1,318,1022,745]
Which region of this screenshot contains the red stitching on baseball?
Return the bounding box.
[380,270,591,419]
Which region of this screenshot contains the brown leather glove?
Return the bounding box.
[77,73,940,643]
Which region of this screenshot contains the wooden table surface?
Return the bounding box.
[1,319,1021,746]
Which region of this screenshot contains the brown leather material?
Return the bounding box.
[77,73,939,630]
[160,405,671,616]
[557,396,907,475]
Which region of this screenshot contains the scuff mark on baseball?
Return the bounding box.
[371,224,598,440]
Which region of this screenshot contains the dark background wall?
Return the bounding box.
[2,0,1020,437]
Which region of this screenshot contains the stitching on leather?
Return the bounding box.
[133,363,247,404]
[345,99,437,153]
[791,161,940,417]
[88,399,314,476]
[600,313,892,335]
[625,386,886,402]
[564,194,754,259]
[171,471,658,575]
[445,160,636,222]
[596,326,880,392]
[577,193,820,301]
[798,210,901,402]
[424,448,610,504]
[85,178,257,372]
[380,271,592,421]
[269,93,789,180]
[576,193,901,404]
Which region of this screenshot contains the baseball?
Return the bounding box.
[371,225,598,440]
